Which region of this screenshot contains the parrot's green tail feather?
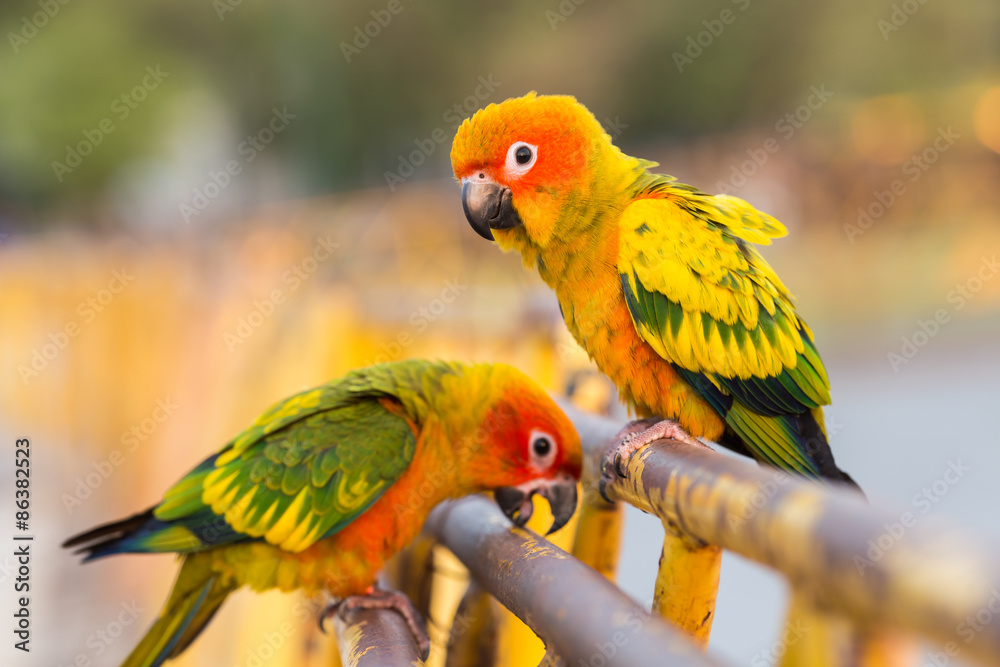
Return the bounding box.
[120,556,233,667]
[726,403,862,493]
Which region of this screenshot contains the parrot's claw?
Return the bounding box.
[600,418,705,500]
[319,589,431,660]
[318,601,341,634]
[612,450,627,478]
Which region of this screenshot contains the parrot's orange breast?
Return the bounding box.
[544,220,727,441]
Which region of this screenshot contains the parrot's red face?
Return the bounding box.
[451,92,602,247]
[463,370,582,534]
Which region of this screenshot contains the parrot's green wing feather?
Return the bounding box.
[203,399,415,552]
[618,188,831,475]
[154,366,423,553]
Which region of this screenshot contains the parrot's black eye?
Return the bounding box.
[528,429,557,469]
[532,436,552,457]
[506,141,538,175]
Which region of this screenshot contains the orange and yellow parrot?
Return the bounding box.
[64,360,581,666]
[451,93,857,493]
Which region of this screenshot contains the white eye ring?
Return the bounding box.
[505,141,538,176]
[528,429,557,470]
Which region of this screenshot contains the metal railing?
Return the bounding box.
[334,606,426,666]
[425,494,723,667]
[334,404,1000,667]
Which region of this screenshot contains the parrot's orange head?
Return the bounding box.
[451,92,634,250]
[450,363,582,534]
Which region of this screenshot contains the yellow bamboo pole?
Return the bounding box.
[565,401,722,646]
[777,592,852,667]
[444,582,498,667]
[855,630,920,667]
[381,533,436,619]
[777,592,918,667]
[570,437,624,584]
[493,492,583,666]
[652,532,722,648]
[563,375,627,583]
[536,647,565,666]
[570,496,624,582]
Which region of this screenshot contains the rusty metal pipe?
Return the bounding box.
[333,605,425,667]
[594,433,1000,667]
[425,494,728,667]
[560,400,724,646]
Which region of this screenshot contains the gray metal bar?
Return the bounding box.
[425,494,727,667]
[587,422,1000,667]
[334,605,425,667]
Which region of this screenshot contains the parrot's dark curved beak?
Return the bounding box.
[538,480,578,535]
[461,180,523,241]
[495,486,532,527]
[495,474,578,535]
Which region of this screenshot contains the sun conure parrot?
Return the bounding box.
[450,92,858,494]
[64,360,581,666]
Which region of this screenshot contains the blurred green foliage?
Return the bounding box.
[1,0,998,227]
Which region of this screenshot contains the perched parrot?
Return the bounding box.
[64,360,581,666]
[450,93,858,493]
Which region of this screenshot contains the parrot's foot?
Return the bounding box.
[320,588,431,659]
[599,418,705,501]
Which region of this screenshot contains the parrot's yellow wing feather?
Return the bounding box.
[617,188,831,475]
